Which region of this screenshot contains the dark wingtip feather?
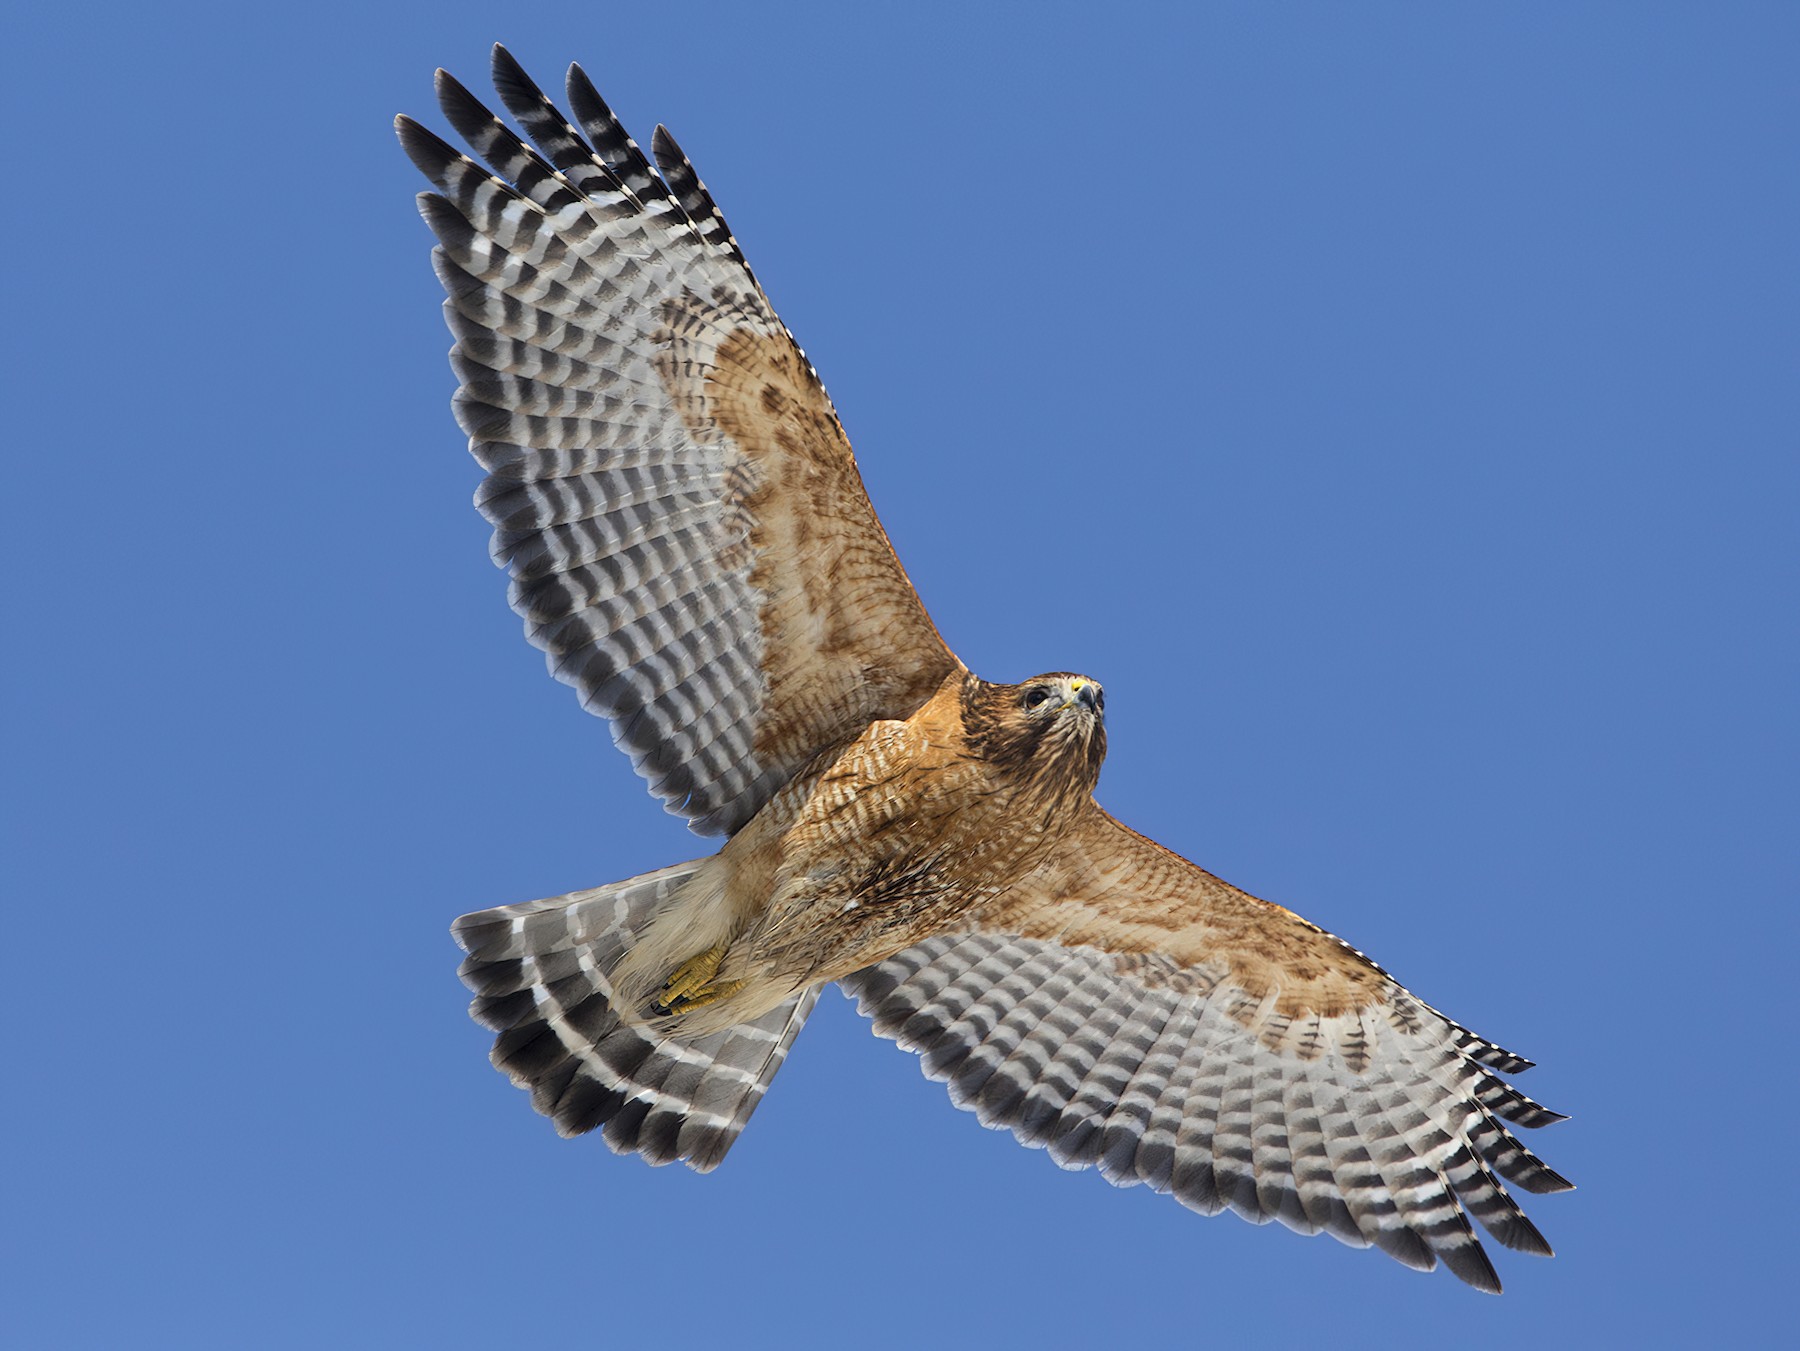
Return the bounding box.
[396,115,466,184]
[1479,1076,1569,1130]
[1485,1046,1534,1074]
[1525,1166,1577,1195]
[1496,1213,1556,1259]
[1372,1225,1438,1275]
[434,69,497,143]
[491,43,549,116]
[564,62,667,206]
[1440,1240,1504,1294]
[491,43,525,83]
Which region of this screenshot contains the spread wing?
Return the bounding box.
[398,47,959,835]
[842,805,1571,1292]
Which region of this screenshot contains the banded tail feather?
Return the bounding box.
[452,861,818,1171]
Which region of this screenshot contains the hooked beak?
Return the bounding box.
[1063,678,1102,717]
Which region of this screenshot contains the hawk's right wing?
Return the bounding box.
[399,47,959,835]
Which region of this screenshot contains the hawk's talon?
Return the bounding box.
[654,943,737,1014]
[657,978,745,1015]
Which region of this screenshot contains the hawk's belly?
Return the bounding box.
[619,678,1098,1037]
[725,713,1079,997]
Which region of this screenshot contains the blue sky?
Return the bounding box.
[7,3,1796,1347]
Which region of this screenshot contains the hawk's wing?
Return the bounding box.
[399,48,959,835]
[842,804,1571,1292]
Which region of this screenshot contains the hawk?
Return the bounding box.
[399,47,1570,1292]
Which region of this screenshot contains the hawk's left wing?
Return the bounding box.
[842,804,1570,1292]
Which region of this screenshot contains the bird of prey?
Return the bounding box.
[398,46,1570,1292]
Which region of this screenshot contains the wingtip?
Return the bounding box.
[1529,1166,1577,1195]
[433,66,472,106]
[1429,1233,1505,1295]
[396,115,464,182]
[566,60,606,113]
[491,42,527,85]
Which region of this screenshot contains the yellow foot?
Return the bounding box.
[658,977,745,1015]
[653,944,744,1015]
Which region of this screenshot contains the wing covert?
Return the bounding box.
[400,47,959,835]
[843,806,1570,1291]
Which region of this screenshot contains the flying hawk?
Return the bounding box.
[398,47,1570,1292]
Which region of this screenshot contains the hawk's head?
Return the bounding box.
[962,672,1107,796]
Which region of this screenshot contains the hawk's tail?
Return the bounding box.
[451,861,819,1171]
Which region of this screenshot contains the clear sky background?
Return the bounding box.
[6,3,1796,1347]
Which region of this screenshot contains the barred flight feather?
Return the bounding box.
[651,125,760,287]
[401,45,955,835]
[843,923,1569,1293]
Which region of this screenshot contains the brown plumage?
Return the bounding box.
[404,47,1570,1291]
[603,670,1109,1038]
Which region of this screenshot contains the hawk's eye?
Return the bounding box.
[1024,688,1051,709]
